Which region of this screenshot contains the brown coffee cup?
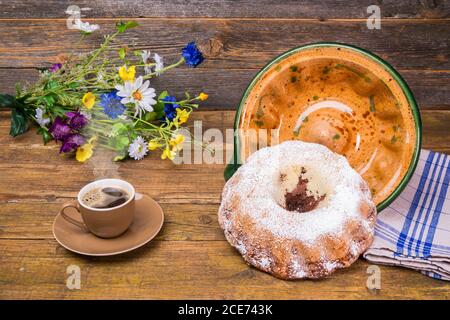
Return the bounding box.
[60,179,135,238]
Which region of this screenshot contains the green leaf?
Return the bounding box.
[0,94,17,109]
[114,153,127,162]
[112,122,128,134]
[43,94,56,107]
[118,47,126,59]
[44,80,58,90]
[16,94,31,104]
[158,90,169,100]
[68,82,79,89]
[152,101,165,119]
[116,21,139,33]
[52,105,66,116]
[37,127,52,144]
[144,111,158,122]
[10,107,28,137]
[109,135,130,150]
[117,136,130,149]
[15,83,22,96]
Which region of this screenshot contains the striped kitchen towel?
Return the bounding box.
[363,149,450,281]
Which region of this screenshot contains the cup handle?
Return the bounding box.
[60,201,86,230]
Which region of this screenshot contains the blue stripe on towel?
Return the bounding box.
[406,153,442,255]
[423,271,442,280]
[397,151,435,254]
[423,159,450,257]
[415,156,447,256]
[375,223,450,254]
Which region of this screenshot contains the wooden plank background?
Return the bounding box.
[0,0,449,299]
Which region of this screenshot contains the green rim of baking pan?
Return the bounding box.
[224,42,422,212]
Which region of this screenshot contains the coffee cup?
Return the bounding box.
[60,178,135,238]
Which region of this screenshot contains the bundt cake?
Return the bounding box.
[218,141,376,279]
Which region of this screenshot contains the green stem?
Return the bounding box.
[85,31,120,69]
[143,57,185,79]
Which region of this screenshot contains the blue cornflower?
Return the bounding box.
[162,95,179,121]
[181,42,204,68]
[99,91,126,119]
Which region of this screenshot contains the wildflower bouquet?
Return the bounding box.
[0,21,207,162]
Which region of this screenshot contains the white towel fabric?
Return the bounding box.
[363,150,450,280]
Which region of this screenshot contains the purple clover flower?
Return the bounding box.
[49,111,88,153]
[60,134,85,153]
[49,63,62,73]
[49,117,71,141]
[66,111,88,130]
[181,42,204,68]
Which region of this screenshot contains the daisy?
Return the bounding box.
[35,108,50,127]
[115,76,157,117]
[154,53,164,75]
[141,50,152,75]
[128,136,148,160]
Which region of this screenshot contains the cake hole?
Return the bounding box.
[276,166,327,213]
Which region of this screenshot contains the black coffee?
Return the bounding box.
[82,186,130,209]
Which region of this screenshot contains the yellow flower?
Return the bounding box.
[76,143,93,163]
[82,92,96,109]
[118,65,136,82]
[198,92,208,101]
[176,108,190,125]
[161,147,176,160]
[148,140,162,150]
[169,134,185,151]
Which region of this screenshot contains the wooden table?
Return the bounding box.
[0,1,449,299]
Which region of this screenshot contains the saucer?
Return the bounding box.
[52,193,164,256]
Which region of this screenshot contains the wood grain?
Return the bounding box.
[0,1,449,300]
[0,110,449,239]
[0,19,448,71]
[0,0,448,19]
[1,239,449,299]
[0,68,448,110]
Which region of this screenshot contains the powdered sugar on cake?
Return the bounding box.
[223,141,369,243]
[218,141,377,280]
